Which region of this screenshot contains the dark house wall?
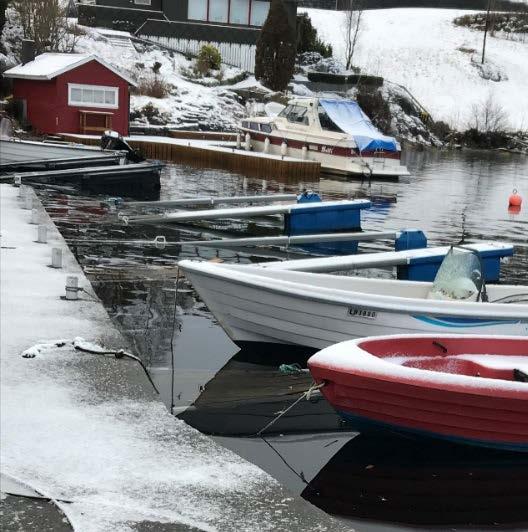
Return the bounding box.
[79,4,164,32]
[81,0,298,44]
[97,0,163,9]
[162,1,187,22]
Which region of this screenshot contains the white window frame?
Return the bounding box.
[68,83,119,109]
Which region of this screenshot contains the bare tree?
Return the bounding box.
[342,0,363,71]
[12,0,77,56]
[469,93,508,133]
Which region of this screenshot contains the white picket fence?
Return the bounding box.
[140,34,257,73]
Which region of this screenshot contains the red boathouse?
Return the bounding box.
[3,53,136,136]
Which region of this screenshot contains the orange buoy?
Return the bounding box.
[509,189,522,207]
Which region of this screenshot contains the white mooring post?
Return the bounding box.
[51,248,63,269]
[264,137,270,154]
[23,194,32,210]
[244,133,251,151]
[13,175,21,188]
[236,133,242,149]
[30,208,39,225]
[65,276,79,301]
[37,225,47,244]
[302,146,308,160]
[261,179,267,192]
[280,142,287,157]
[18,184,27,198]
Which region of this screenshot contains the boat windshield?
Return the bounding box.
[429,247,485,302]
[279,105,309,125]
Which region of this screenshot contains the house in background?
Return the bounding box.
[78,0,298,73]
[3,49,135,136]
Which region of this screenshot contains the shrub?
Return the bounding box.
[196,44,222,75]
[430,120,452,141]
[255,0,296,92]
[134,75,170,99]
[296,13,333,58]
[355,87,392,133]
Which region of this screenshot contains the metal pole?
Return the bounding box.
[66,231,399,249]
[123,193,298,209]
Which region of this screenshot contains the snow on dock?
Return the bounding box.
[0,184,349,531]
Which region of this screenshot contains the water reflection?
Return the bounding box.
[304,432,528,529]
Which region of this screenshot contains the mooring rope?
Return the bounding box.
[73,344,159,394]
[169,267,180,415]
[256,381,325,437]
[255,381,326,488]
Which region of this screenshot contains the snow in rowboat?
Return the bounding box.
[309,335,528,395]
[387,354,528,374]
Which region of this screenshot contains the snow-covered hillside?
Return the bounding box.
[302,8,528,130]
[73,27,245,131]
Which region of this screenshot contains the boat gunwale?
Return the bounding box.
[308,334,528,399]
[178,260,528,321]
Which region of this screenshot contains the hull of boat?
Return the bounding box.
[308,335,528,452]
[247,135,409,178]
[0,138,103,165]
[181,266,528,353]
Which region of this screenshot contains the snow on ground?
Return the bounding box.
[302,8,528,130]
[73,26,245,131]
[0,185,347,532]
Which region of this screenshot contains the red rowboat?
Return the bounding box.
[308,335,528,452]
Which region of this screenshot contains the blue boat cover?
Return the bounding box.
[319,99,398,153]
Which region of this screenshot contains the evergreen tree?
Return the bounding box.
[255,0,296,92]
[297,13,333,58]
[0,0,8,38]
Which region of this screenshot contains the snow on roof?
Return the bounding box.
[3,52,136,86]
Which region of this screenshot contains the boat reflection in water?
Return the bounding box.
[178,347,528,530]
[303,431,528,529]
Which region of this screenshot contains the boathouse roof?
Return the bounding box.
[3,53,136,86]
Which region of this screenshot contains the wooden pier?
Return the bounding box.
[61,133,321,180]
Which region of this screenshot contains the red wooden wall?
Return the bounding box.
[13,59,130,136]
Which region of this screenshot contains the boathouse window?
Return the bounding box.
[188,0,270,26]
[318,106,344,133]
[68,84,119,109]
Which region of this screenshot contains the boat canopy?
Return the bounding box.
[319,99,398,153]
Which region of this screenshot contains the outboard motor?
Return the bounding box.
[100,130,145,163]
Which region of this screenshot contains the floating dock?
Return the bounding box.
[8,161,163,192]
[0,183,347,531]
[61,133,322,180]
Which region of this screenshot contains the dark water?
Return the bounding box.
[36,148,528,531]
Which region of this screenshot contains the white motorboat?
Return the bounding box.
[240,97,410,178]
[179,246,528,354]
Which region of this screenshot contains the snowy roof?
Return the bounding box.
[3,53,136,86]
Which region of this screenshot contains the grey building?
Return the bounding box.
[79,0,298,72]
